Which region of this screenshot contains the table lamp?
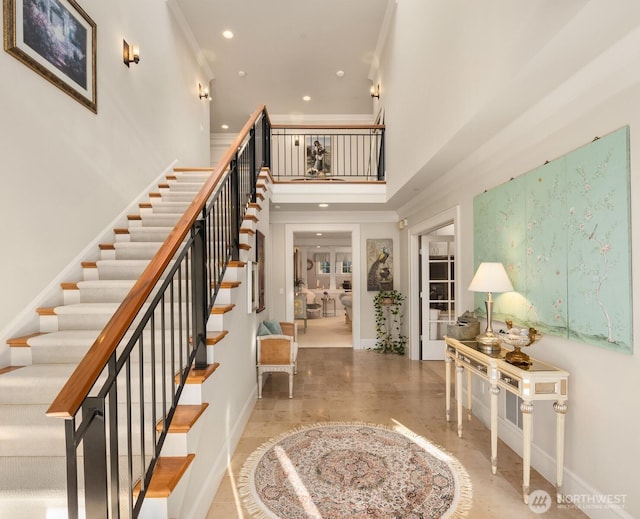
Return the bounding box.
[468,262,514,353]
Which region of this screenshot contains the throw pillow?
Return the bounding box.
[257,322,272,336]
[263,320,283,335]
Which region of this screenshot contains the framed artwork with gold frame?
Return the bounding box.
[4,0,97,112]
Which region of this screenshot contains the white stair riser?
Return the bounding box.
[146,202,191,214]
[128,214,182,228]
[153,192,198,203]
[123,227,173,243]
[138,462,193,519]
[104,243,163,261]
[171,173,211,183]
[160,182,202,193]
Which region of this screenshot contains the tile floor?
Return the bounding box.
[206,346,586,518]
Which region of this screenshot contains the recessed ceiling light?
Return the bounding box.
[336,70,344,78]
[238,70,246,77]
[221,124,229,130]
[302,95,311,102]
[222,30,234,39]
[316,232,323,236]
[319,203,329,208]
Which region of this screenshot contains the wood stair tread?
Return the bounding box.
[7,333,45,347]
[179,362,220,385]
[211,304,235,314]
[157,403,209,433]
[219,281,241,289]
[206,330,228,345]
[0,366,25,375]
[133,454,195,498]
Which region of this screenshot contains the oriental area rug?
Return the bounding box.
[238,422,472,519]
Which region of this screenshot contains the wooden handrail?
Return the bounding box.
[47,104,269,419]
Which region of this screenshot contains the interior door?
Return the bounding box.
[420,230,455,360]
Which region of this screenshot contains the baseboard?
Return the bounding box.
[358,338,376,350]
[469,392,633,519]
[184,384,258,519]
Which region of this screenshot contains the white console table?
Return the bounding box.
[444,336,569,504]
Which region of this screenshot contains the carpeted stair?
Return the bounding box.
[0,169,265,519]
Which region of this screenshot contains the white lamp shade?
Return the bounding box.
[468,262,514,293]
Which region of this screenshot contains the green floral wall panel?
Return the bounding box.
[473,126,632,354]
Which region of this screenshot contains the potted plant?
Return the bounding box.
[373,289,407,355]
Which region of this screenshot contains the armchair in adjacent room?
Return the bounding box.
[299,286,322,319]
[339,292,352,329]
[257,321,298,398]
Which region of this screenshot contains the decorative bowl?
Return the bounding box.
[501,333,537,348]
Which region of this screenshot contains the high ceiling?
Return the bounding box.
[174,0,390,133]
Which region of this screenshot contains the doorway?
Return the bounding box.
[285,224,361,349]
[408,206,461,360]
[293,230,353,348]
[420,227,455,359]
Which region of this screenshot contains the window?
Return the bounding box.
[315,253,330,274]
[337,260,352,274]
[335,252,352,274]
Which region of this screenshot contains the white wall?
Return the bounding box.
[0,0,211,362]
[379,1,640,517]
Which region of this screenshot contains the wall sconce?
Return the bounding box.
[198,83,212,101]
[370,83,380,99]
[123,40,140,67]
[398,218,408,230]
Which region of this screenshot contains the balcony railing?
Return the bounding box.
[270,124,385,181]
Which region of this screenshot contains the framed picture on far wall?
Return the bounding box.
[366,238,393,291]
[4,0,97,113]
[305,135,331,177]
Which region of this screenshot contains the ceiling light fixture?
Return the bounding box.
[238,70,246,77]
[318,203,329,208]
[302,95,311,102]
[336,70,344,78]
[316,233,323,236]
[222,30,234,39]
[370,83,380,99]
[221,124,229,130]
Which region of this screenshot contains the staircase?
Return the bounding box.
[0,168,269,519]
